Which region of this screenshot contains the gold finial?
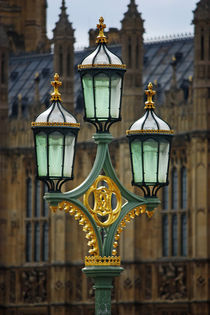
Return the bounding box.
[51,73,62,101]
[145,82,156,109]
[96,17,108,44]
[188,75,193,82]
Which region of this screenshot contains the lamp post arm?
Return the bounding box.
[103,201,145,256]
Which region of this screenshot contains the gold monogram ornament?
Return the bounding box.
[83,175,122,227]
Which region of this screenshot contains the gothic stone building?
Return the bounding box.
[0,0,209,314]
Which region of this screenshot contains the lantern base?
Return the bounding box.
[133,182,169,198]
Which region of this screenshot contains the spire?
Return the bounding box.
[193,0,210,22]
[124,0,139,18]
[53,0,74,37]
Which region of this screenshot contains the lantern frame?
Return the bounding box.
[126,82,174,197]
[127,133,173,197]
[31,74,80,192]
[78,17,126,133]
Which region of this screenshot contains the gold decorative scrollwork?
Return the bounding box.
[51,201,99,256]
[112,205,147,256]
[83,175,122,227]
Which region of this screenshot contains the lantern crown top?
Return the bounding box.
[96,17,108,44]
[51,73,62,102]
[32,74,80,128]
[127,82,173,135]
[145,82,156,109]
[78,18,126,71]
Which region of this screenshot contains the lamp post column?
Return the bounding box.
[82,266,124,315]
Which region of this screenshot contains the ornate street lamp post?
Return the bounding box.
[31,18,173,315]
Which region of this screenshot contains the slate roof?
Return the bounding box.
[8,36,194,116]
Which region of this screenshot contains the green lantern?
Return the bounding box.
[127,82,173,197]
[31,74,80,192]
[78,17,126,132]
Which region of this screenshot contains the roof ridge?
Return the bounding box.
[144,32,194,44]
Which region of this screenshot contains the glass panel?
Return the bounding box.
[49,131,63,177]
[35,180,41,217]
[172,168,178,209]
[172,215,178,256]
[181,167,187,209]
[181,214,187,256]
[110,75,121,118]
[158,140,170,183]
[63,133,75,177]
[26,178,32,217]
[94,73,109,119]
[43,222,49,261]
[43,184,49,217]
[82,74,94,118]
[26,223,32,262]
[162,186,169,210]
[34,222,40,262]
[36,132,47,177]
[162,215,169,256]
[143,139,158,184]
[131,139,143,183]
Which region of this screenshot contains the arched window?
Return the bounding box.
[67,48,71,77]
[162,185,169,210]
[181,214,187,256]
[34,222,40,262]
[136,42,139,68]
[172,215,178,256]
[26,178,32,217]
[43,222,49,261]
[172,168,178,209]
[25,179,49,262]
[59,46,63,75]
[162,215,169,256]
[35,180,41,217]
[181,167,187,209]
[26,223,32,262]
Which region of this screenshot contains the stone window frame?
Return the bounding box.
[161,155,188,257]
[25,177,49,263]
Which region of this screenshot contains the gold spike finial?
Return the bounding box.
[96,17,108,44]
[145,82,156,109]
[51,73,62,101]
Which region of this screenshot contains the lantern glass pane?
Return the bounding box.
[49,131,64,177]
[131,139,143,183]
[94,73,109,119]
[36,132,47,177]
[63,133,76,177]
[110,74,121,118]
[143,139,158,184]
[158,140,170,183]
[83,74,94,118]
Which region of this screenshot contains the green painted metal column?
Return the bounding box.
[83,266,124,315]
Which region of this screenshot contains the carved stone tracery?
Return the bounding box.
[158,264,187,300]
[20,269,47,303]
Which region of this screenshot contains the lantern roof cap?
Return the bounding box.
[127,82,173,135]
[78,17,126,70]
[32,74,80,128]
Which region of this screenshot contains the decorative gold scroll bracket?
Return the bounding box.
[51,201,99,256]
